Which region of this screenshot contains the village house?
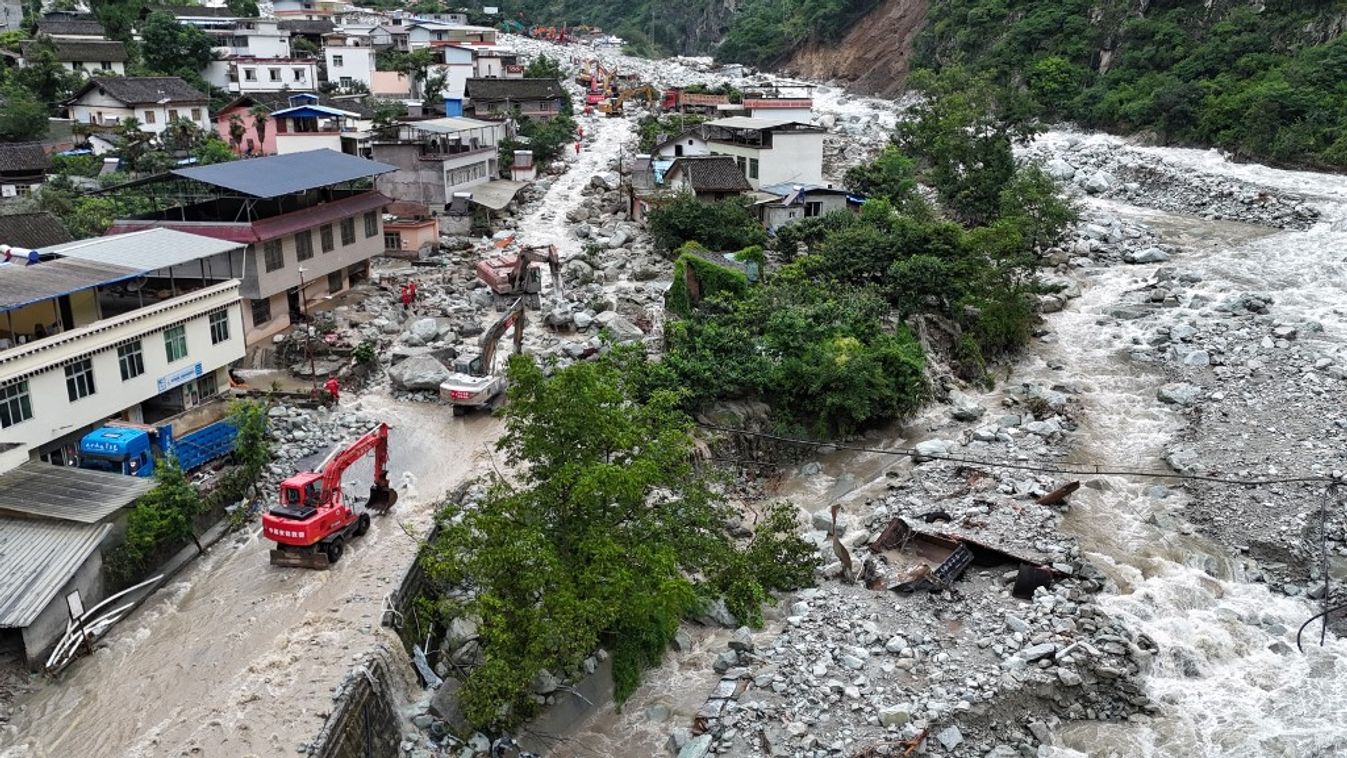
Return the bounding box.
[65,77,211,135]
[34,13,105,40]
[279,18,334,50]
[217,57,319,94]
[19,38,128,76]
[323,30,377,91]
[0,145,51,201]
[0,213,71,249]
[701,117,826,190]
[407,21,497,49]
[663,156,752,203]
[0,228,248,667]
[372,117,511,215]
[380,202,440,260]
[742,85,815,122]
[213,92,375,156]
[753,183,855,233]
[103,150,395,344]
[464,78,566,120]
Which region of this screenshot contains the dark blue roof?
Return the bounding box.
[170,149,396,198]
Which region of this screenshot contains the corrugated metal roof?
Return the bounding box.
[0,462,153,524]
[0,517,111,627]
[171,150,397,198]
[0,258,140,312]
[45,228,244,271]
[469,180,527,211]
[705,116,806,130]
[104,192,393,244]
[270,104,360,118]
[411,116,500,134]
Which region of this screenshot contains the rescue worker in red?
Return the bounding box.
[400,283,413,313]
[324,377,340,404]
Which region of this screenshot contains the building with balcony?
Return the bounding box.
[102,150,395,344]
[213,92,374,157]
[701,117,826,190]
[372,117,507,211]
[264,93,373,157]
[65,77,211,136]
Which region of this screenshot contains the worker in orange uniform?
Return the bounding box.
[324,377,340,404]
[408,280,418,304]
[574,140,581,155]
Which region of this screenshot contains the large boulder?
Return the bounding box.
[1082,171,1113,194]
[1044,158,1076,181]
[389,355,451,390]
[1156,382,1201,406]
[404,317,443,346]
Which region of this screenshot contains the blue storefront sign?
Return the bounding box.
[157,362,203,393]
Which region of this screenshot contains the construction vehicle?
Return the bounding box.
[662,88,731,113]
[602,84,659,117]
[78,418,238,477]
[475,244,563,310]
[439,298,526,415]
[263,422,397,569]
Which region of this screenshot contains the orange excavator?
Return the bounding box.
[263,422,397,569]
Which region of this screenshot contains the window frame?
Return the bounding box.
[295,229,314,261]
[0,380,33,428]
[263,239,284,272]
[117,340,145,381]
[339,217,355,245]
[164,325,188,363]
[363,211,378,238]
[250,297,272,326]
[64,357,96,402]
[209,309,230,345]
[320,224,334,252]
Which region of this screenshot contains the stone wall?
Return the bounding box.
[309,645,405,758]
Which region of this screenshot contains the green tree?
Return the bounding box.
[842,145,921,210]
[226,113,247,151]
[896,67,1038,226]
[0,85,50,141]
[997,164,1077,251]
[420,348,815,730]
[193,136,236,165]
[9,35,81,106]
[249,105,269,152]
[107,458,203,585]
[522,53,562,79]
[140,11,215,78]
[647,194,767,253]
[226,0,260,17]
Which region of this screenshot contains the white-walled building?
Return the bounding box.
[702,117,826,190]
[19,38,128,76]
[324,33,376,89]
[220,57,320,93]
[372,117,507,209]
[65,77,211,135]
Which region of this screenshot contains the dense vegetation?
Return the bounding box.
[916,0,1347,169]
[419,348,815,730]
[650,71,1076,435]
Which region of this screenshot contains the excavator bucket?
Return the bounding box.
[269,549,332,570]
[368,485,398,513]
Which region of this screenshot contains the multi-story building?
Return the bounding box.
[65,77,212,135]
[324,31,376,90]
[104,150,395,344]
[372,117,507,210]
[701,117,826,190]
[464,78,566,120]
[217,57,319,94]
[214,92,374,157]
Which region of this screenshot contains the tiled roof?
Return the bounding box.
[155,4,239,17]
[22,38,129,63]
[0,213,72,249]
[34,18,106,36]
[667,156,751,193]
[0,144,50,174]
[73,76,208,105]
[465,78,565,102]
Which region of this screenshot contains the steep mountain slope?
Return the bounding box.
[780,0,928,96]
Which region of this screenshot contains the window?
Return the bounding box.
[164,325,188,363]
[295,229,314,261]
[736,156,747,174]
[332,54,344,66]
[71,60,83,69]
[804,201,822,218]
[209,309,230,344]
[191,108,202,121]
[251,297,272,325]
[195,372,218,400]
[327,270,343,293]
[0,381,32,428]
[100,60,111,69]
[269,68,281,82]
[65,358,96,401]
[143,110,156,124]
[320,224,334,252]
[749,158,759,180]
[446,161,488,187]
[293,68,306,80]
[168,109,179,121]
[363,211,378,238]
[339,217,355,245]
[244,68,257,81]
[384,231,402,250]
[263,239,284,272]
[117,341,144,381]
[339,76,352,88]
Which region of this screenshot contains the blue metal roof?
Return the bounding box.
[171,149,396,198]
[270,104,357,119]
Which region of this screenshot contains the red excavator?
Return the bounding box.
[475,244,564,310]
[263,422,398,569]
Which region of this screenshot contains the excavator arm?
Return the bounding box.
[517,244,564,301]
[478,298,527,378]
[318,423,396,512]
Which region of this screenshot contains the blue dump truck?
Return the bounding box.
[78,420,238,477]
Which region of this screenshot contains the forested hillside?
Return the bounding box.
[915,0,1347,169]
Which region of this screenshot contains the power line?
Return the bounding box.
[694,422,1337,487]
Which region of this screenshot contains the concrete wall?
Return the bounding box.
[276,133,344,155]
[374,143,450,208]
[326,46,375,88]
[310,646,405,758]
[0,283,245,456]
[21,548,103,669]
[214,105,278,155]
[233,61,318,93]
[709,131,824,189]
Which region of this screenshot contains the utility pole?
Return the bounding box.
[297,266,317,397]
